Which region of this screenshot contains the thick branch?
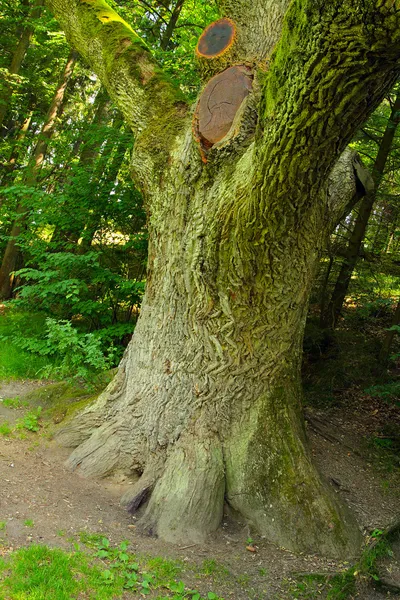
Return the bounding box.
[220,0,291,61]
[259,0,400,218]
[45,0,188,169]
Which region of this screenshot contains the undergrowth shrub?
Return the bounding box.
[10,318,116,382]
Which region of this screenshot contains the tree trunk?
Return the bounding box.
[160,0,185,50]
[0,0,44,133]
[58,164,360,557]
[47,0,400,558]
[321,92,400,330]
[0,51,77,299]
[0,110,32,192]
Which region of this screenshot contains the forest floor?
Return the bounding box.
[0,376,399,599]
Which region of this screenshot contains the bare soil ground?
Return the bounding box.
[0,379,399,599]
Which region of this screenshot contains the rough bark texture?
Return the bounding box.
[47,0,400,557]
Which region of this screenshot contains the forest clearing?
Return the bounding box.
[0,0,400,598]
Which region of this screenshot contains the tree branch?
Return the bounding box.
[45,0,188,166]
[220,0,291,60]
[256,0,400,222]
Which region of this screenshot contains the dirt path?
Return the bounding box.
[0,379,398,599]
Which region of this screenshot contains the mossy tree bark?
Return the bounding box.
[47,0,400,557]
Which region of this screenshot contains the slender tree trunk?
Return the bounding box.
[0,0,44,134]
[160,0,185,50]
[78,125,128,252]
[0,51,77,299]
[0,111,32,192]
[321,92,400,330]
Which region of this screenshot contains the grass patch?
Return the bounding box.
[0,545,124,600]
[16,408,42,433]
[2,397,28,409]
[23,520,34,528]
[0,422,12,436]
[76,535,225,599]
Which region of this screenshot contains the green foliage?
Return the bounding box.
[78,536,224,599]
[0,309,55,379]
[23,519,34,528]
[365,381,400,406]
[15,251,143,330]
[2,396,28,408]
[0,544,124,599]
[0,305,120,382]
[0,423,12,436]
[16,407,42,432]
[11,318,116,382]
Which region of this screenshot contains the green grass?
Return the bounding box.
[0,545,124,600]
[2,396,29,408]
[16,408,42,432]
[23,520,34,528]
[0,536,226,600]
[0,422,12,436]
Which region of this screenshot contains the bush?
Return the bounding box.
[11,318,116,382]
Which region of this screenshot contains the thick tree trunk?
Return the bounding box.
[322,92,400,329]
[57,140,361,557]
[0,51,76,299]
[47,0,400,558]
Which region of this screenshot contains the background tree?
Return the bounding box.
[321,87,400,330]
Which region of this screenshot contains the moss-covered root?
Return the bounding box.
[224,393,362,559]
[137,433,225,544]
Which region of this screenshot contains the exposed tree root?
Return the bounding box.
[137,431,225,544]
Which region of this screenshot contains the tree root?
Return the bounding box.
[137,432,225,544]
